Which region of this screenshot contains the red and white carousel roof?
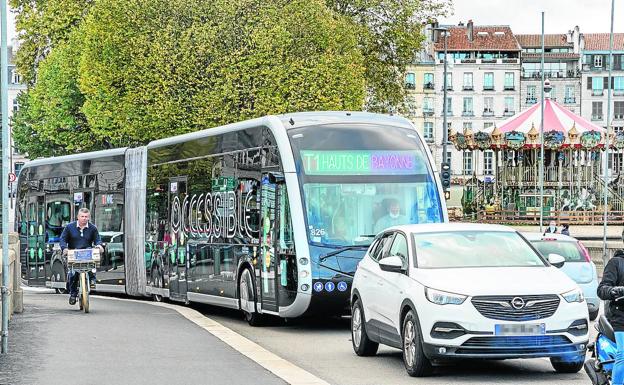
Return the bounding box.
[498,98,604,134]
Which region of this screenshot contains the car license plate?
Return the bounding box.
[495,323,545,335]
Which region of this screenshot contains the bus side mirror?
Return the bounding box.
[268,172,285,184]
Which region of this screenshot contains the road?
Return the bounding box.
[197,304,596,385]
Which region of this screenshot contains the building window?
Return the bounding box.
[444,73,452,90]
[504,97,514,115]
[14,162,24,176]
[12,99,18,112]
[405,72,415,89]
[445,97,452,115]
[592,76,604,96]
[423,122,433,141]
[423,97,434,114]
[549,85,556,101]
[483,97,494,115]
[504,72,515,90]
[463,152,473,175]
[592,101,603,121]
[526,86,537,104]
[483,72,494,90]
[445,151,452,165]
[615,76,624,94]
[9,68,21,85]
[615,101,624,120]
[463,122,473,130]
[484,122,494,129]
[424,73,434,89]
[564,85,575,104]
[463,72,473,90]
[594,55,603,68]
[484,151,494,175]
[462,97,473,116]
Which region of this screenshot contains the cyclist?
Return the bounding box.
[60,208,104,305]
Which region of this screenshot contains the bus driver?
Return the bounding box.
[374,198,407,233]
[60,208,104,305]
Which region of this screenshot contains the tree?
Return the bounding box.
[327,0,452,112]
[10,0,94,84]
[77,0,366,146]
[13,0,367,157]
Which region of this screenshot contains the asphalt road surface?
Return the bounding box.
[197,304,596,385]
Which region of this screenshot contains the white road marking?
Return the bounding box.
[96,296,331,385]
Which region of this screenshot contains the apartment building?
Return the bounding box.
[516,27,583,114]
[432,20,521,177]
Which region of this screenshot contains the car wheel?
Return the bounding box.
[351,298,378,356]
[550,355,584,373]
[589,309,599,321]
[402,309,433,377]
[239,268,263,326]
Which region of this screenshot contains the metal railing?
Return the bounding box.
[477,210,624,225]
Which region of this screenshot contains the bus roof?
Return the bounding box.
[147,111,413,150]
[22,147,128,170]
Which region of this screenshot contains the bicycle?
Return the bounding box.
[67,248,101,313]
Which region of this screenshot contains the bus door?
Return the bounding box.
[259,173,282,312]
[26,194,46,285]
[168,178,188,302]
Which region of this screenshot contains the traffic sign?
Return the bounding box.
[8,172,15,182]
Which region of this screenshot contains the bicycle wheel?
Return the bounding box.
[80,272,90,313]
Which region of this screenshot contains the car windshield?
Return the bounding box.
[413,231,546,268]
[289,122,444,247]
[531,240,585,262]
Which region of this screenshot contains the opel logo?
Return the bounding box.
[511,297,525,310]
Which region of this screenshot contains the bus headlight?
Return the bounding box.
[299,258,309,266]
[300,270,309,278]
[301,284,310,291]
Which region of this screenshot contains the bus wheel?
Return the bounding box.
[239,268,262,326]
[151,267,164,302]
[52,262,67,294]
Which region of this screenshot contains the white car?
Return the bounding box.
[350,223,589,377]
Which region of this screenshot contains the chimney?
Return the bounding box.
[467,19,474,42]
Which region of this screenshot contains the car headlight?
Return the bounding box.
[425,287,467,305]
[562,288,585,303]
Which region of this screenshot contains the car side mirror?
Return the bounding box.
[379,256,405,273]
[548,253,565,268]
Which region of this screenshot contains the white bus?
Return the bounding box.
[16,112,447,324]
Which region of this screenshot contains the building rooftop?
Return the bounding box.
[584,33,624,51]
[515,34,572,48]
[434,24,520,52]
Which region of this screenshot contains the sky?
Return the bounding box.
[441,0,623,34]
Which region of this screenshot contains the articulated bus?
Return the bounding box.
[16,112,447,322]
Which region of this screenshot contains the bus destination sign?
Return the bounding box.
[301,150,424,176]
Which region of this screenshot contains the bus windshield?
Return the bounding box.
[288,123,443,247]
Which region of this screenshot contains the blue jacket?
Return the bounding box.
[60,222,103,251]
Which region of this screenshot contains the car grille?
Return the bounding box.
[471,295,560,321]
[456,335,575,355]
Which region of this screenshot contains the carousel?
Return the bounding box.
[452,96,624,224]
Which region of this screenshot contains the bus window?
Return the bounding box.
[95,194,123,233]
[46,200,71,242]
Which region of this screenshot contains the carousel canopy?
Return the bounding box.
[449,97,621,151]
[498,98,604,135]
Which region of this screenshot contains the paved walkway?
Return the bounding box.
[0,291,286,385]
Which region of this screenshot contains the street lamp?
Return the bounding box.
[433,26,450,188]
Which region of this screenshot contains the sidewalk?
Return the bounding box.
[0,292,286,385]
[512,224,623,240]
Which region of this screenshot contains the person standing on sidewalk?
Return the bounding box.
[60,208,104,305]
[598,249,624,385]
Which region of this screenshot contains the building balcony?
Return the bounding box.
[463,85,474,91]
[525,97,537,104]
[615,114,624,121]
[462,111,475,117]
[442,111,453,116]
[483,86,495,91]
[405,82,415,90]
[441,86,453,91]
[483,109,494,117]
[504,85,515,91]
[614,90,624,96]
[592,114,604,121]
[423,109,434,116]
[503,110,515,116]
[521,70,580,79]
[593,89,604,96]
[564,97,576,104]
[424,82,435,90]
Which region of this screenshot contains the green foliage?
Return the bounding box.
[327,0,452,112]
[10,0,94,84]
